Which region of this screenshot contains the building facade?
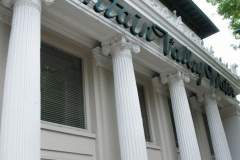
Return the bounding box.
[0,0,240,160]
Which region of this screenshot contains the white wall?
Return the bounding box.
[41,123,96,160]
[41,27,97,160]
[222,116,240,160]
[0,21,11,134]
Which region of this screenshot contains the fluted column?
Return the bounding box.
[198,92,232,160]
[190,97,212,160]
[161,70,201,160]
[152,77,178,160]
[0,0,53,160]
[102,35,148,160]
[220,105,240,160]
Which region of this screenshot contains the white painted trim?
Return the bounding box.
[136,75,157,144]
[40,39,92,133]
[41,122,96,139]
[220,105,240,119]
[146,143,161,150]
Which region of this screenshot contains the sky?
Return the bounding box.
[192,0,240,101]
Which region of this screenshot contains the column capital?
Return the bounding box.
[101,35,140,59]
[189,96,203,112]
[160,69,190,87]
[220,105,240,119]
[197,91,221,104]
[2,0,54,9]
[151,77,168,96]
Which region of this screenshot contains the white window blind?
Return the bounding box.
[40,42,85,129]
[137,84,151,142]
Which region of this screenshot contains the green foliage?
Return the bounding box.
[207,0,240,39]
[230,44,240,50]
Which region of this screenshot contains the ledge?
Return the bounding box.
[146,143,161,150]
[41,121,96,139]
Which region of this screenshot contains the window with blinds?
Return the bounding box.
[137,84,151,142]
[40,42,85,129]
[168,98,179,148]
[202,113,214,155]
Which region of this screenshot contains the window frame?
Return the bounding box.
[40,41,91,132]
[136,76,155,143]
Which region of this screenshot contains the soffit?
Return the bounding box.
[159,0,219,39]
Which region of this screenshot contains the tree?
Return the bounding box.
[206,0,240,39]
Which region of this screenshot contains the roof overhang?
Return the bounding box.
[159,0,219,39]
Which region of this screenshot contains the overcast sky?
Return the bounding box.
[192,1,239,72]
[191,0,240,101]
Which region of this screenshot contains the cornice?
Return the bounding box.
[140,0,240,81]
[220,105,240,119]
[66,0,240,95]
[123,0,240,88]
[0,3,96,48]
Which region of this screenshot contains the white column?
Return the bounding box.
[102,35,148,160]
[220,105,240,160]
[152,77,178,160]
[0,0,53,160]
[161,70,201,160]
[190,97,212,160]
[198,92,232,160]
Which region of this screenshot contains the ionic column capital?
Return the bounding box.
[151,77,168,96]
[197,91,221,104]
[2,0,54,9]
[160,69,190,88]
[189,96,203,112]
[102,35,140,59]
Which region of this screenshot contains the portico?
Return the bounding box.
[0,0,239,160]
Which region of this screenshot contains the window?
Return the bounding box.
[168,98,179,148]
[40,42,85,129]
[137,84,151,142]
[202,113,214,155]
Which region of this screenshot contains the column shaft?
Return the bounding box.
[169,84,201,160]
[161,71,201,160]
[192,109,212,160]
[204,98,232,160]
[112,49,148,160]
[0,1,42,160]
